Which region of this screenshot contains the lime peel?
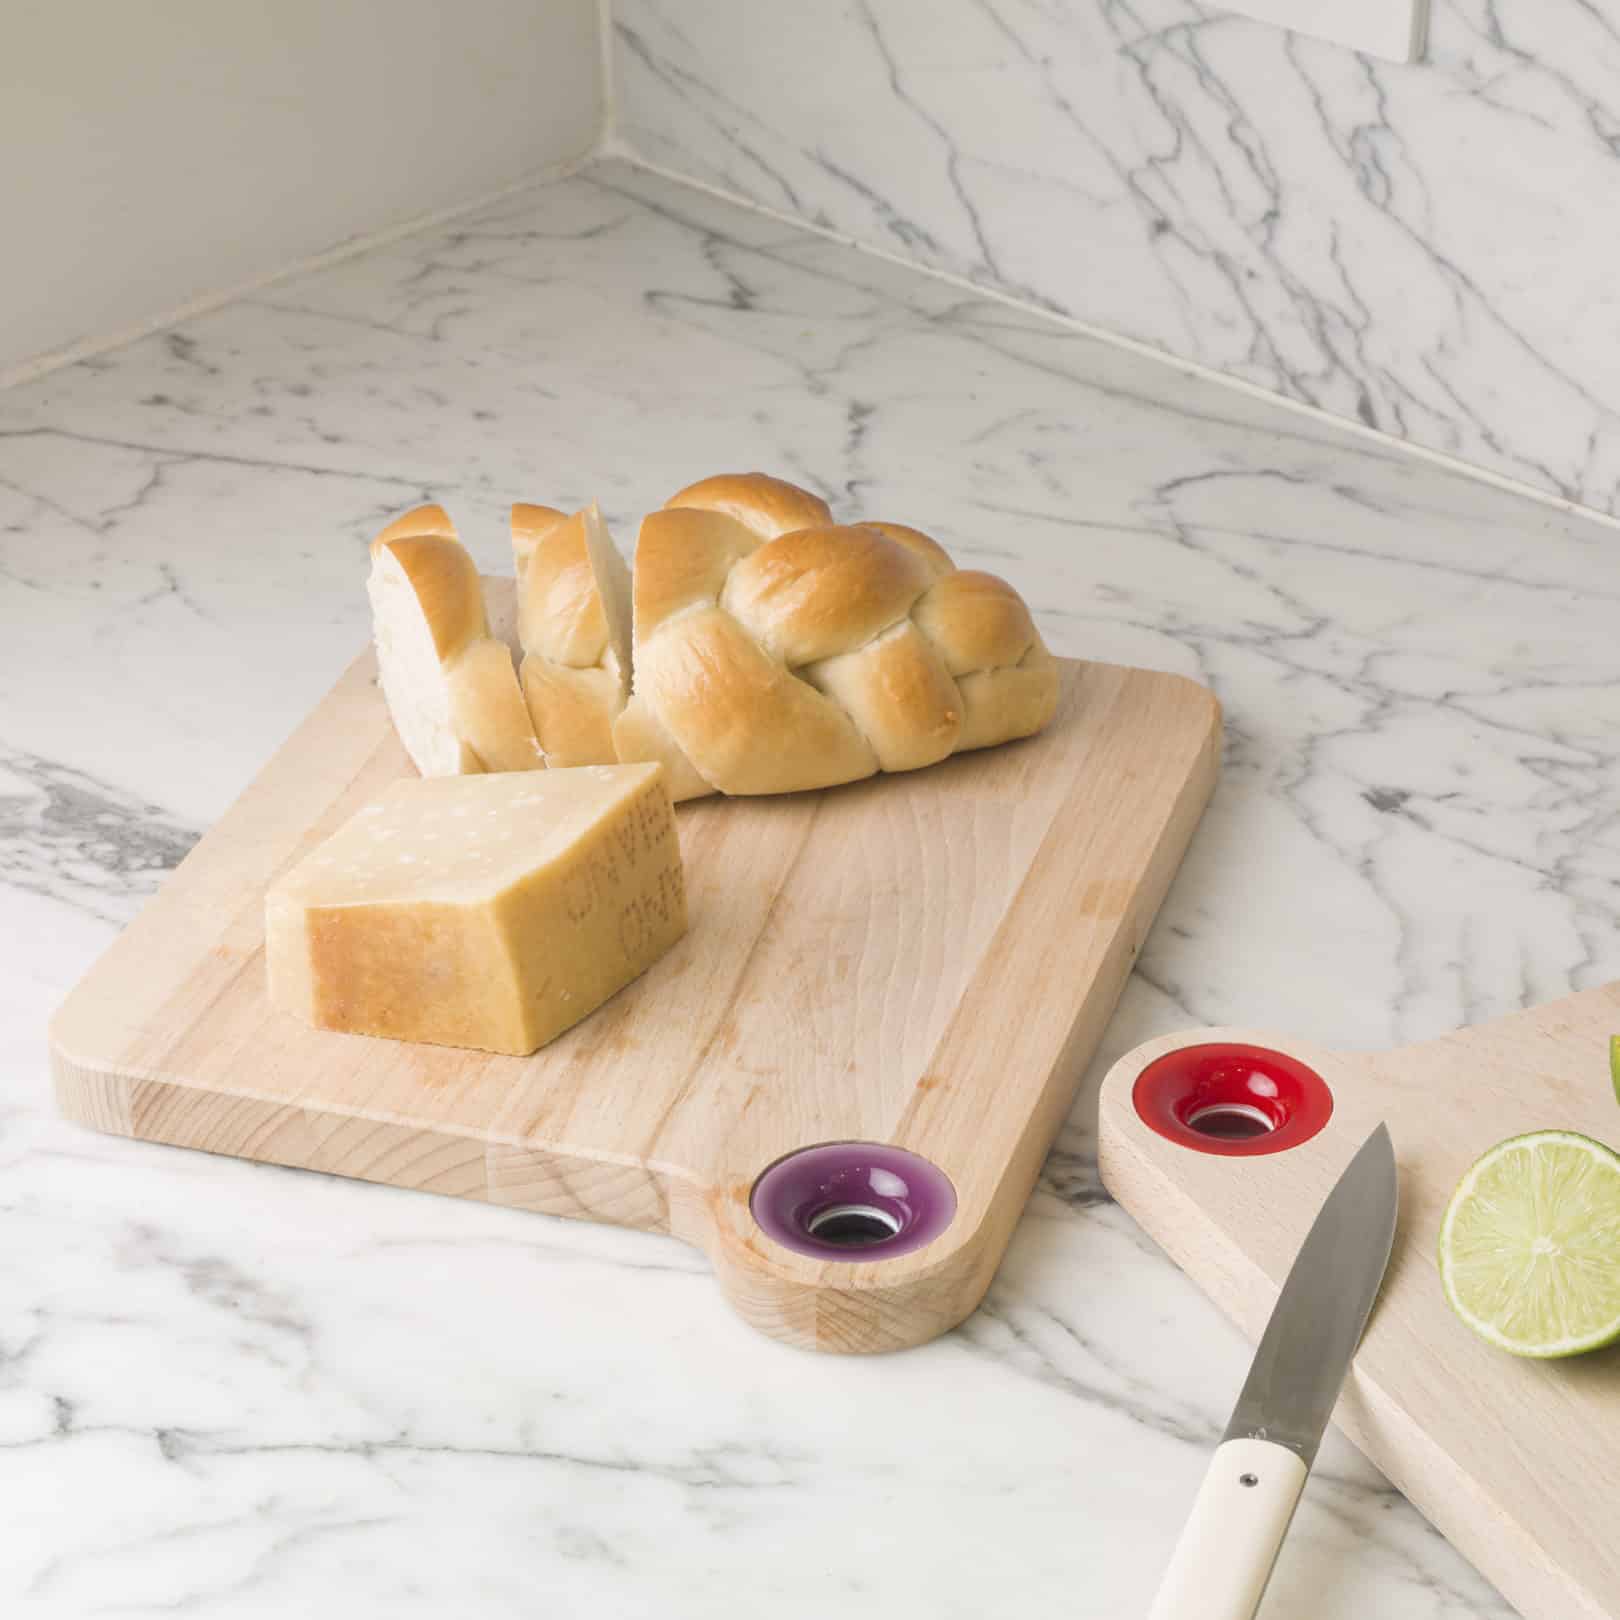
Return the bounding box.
[1439,1130,1620,1360]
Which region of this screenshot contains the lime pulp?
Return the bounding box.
[1439,1130,1620,1359]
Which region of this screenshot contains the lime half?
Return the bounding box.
[1611,1035,1620,1106]
[1439,1131,1620,1359]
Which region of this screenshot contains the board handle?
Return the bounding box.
[1148,1438,1308,1620]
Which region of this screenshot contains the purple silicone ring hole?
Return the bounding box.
[750,1142,957,1261]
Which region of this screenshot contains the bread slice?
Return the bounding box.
[611,503,767,803]
[512,502,631,767]
[368,504,545,777]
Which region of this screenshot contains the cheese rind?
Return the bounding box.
[266,765,685,1054]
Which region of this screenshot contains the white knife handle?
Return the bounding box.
[1148,1438,1309,1620]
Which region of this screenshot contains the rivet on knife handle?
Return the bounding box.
[1147,1438,1307,1620]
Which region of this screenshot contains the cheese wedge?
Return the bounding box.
[266,764,684,1055]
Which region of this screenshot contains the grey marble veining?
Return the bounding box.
[0,751,198,926]
[2,155,1608,1614]
[614,0,1620,518]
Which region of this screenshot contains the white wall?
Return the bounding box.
[2,0,601,375]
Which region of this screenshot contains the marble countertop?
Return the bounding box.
[5,156,1616,1618]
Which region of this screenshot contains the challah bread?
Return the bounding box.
[511,502,631,767]
[665,470,832,539]
[612,474,1057,800]
[510,501,564,574]
[368,504,544,777]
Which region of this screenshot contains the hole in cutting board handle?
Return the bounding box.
[1187,1102,1275,1141]
[751,1143,957,1261]
[806,1204,902,1246]
[1133,1044,1334,1157]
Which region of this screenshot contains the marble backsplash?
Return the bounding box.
[614,0,1620,519]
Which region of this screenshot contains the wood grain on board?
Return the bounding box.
[1099,996,1620,1620]
[52,580,1220,1353]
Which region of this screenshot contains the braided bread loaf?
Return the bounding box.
[611,474,1057,801]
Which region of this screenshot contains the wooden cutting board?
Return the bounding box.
[50,581,1219,1353]
[1098,997,1620,1620]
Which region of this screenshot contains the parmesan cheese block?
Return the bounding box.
[266,764,684,1055]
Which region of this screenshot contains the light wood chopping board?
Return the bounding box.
[1099,998,1620,1620]
[51,581,1219,1353]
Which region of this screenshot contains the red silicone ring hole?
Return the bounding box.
[1132,1043,1334,1157]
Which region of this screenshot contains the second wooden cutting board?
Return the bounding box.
[1100,998,1620,1620]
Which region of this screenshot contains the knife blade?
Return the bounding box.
[1148,1123,1398,1620]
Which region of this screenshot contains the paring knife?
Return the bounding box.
[1148,1124,1398,1620]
